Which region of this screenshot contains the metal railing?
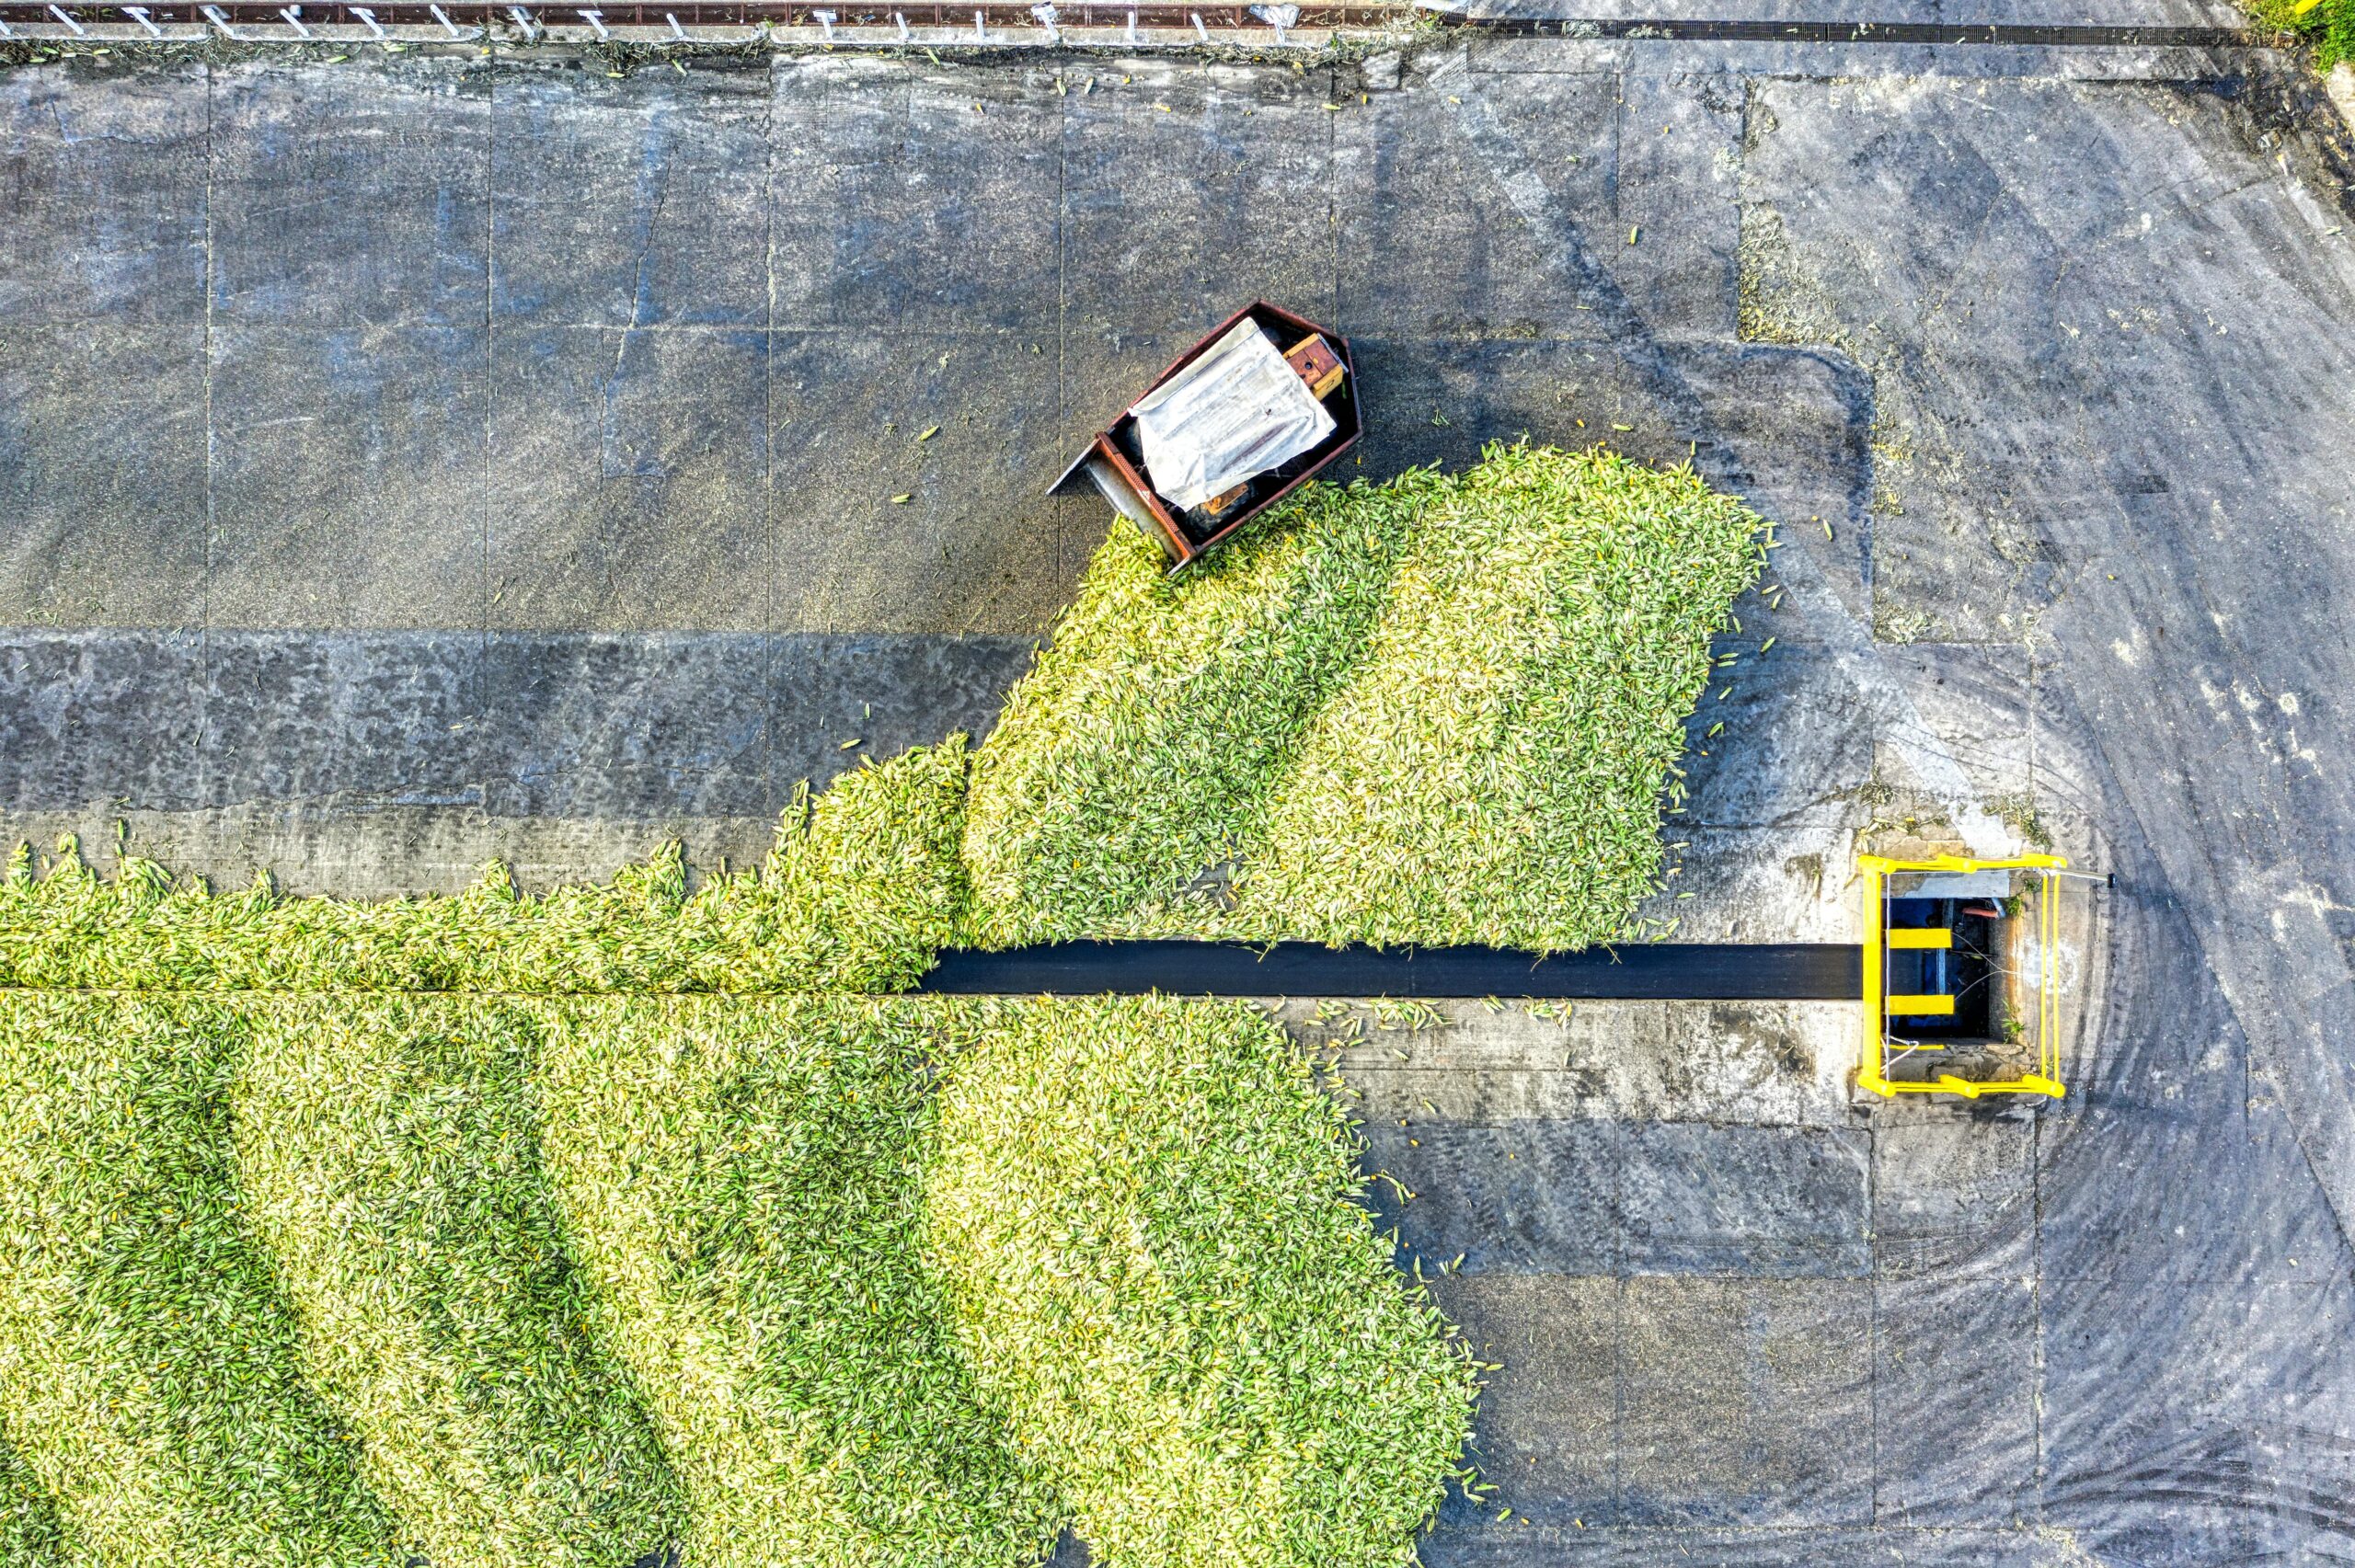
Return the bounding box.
[0,0,1408,40]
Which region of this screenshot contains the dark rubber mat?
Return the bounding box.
[919,941,1864,999]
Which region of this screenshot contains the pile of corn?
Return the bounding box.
[965,442,1765,950]
[233,997,687,1568]
[0,739,973,996]
[532,995,1064,1568]
[0,993,410,1568]
[0,443,1762,1565]
[0,1438,61,1563]
[0,986,1474,1568]
[926,996,1476,1568]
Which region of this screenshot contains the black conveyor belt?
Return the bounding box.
[918,941,1864,1001]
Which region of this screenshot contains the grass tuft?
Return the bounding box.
[2253,0,2354,65]
[0,1431,65,1567]
[924,995,1479,1568]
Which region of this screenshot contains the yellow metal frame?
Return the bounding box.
[1858,852,2068,1100]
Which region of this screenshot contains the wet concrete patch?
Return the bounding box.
[0,629,1034,848]
[1609,71,1745,336]
[767,631,1036,785]
[205,630,484,809]
[479,631,772,819]
[0,632,206,812]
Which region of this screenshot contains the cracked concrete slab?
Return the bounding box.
[769,56,1063,335]
[208,323,489,628]
[207,61,489,328]
[1061,59,1339,337]
[490,63,770,329]
[488,325,771,631]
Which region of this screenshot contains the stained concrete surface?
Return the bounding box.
[6,29,2355,1567]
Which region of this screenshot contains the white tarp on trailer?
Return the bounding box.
[1129,318,1334,510]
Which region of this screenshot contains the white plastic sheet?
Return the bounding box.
[1129,318,1335,511]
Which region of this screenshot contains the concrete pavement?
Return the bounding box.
[6,28,2355,1562]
